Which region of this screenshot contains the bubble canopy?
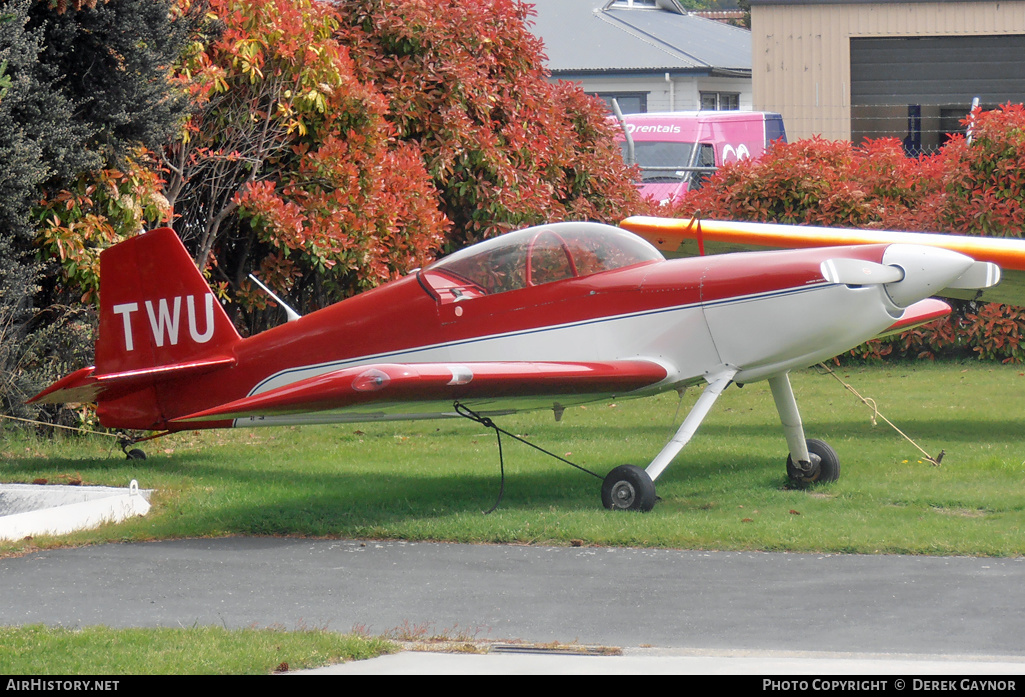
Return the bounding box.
[422,222,664,297]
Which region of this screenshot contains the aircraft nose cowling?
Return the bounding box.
[881,244,976,308]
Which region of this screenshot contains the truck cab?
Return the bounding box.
[615,111,787,204]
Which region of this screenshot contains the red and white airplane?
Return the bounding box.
[30,222,999,511]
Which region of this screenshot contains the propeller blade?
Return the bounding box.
[944,261,1001,290]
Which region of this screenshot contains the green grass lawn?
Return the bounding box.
[0,625,395,675]
[2,362,1024,557]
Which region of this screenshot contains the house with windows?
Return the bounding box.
[529,0,754,113]
[750,0,1025,149]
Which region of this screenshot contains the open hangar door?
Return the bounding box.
[850,35,1025,154]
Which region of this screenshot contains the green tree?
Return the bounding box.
[0,0,86,420]
[29,0,194,166]
[0,0,86,246]
[0,0,194,422]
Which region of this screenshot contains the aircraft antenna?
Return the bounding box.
[248,274,302,322]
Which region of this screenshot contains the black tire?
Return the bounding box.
[786,438,839,484]
[601,465,657,512]
[126,448,147,461]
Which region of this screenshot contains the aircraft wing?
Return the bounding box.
[876,298,952,338]
[172,360,670,423]
[621,216,1025,306]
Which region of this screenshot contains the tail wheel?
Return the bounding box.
[786,438,839,484]
[601,465,657,512]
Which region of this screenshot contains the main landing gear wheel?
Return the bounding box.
[786,438,839,485]
[601,465,656,512]
[119,436,146,461]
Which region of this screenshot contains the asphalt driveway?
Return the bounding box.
[3,537,1024,661]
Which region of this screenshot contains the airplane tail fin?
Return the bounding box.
[30,228,241,429]
[94,227,240,374]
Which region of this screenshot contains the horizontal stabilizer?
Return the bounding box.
[28,356,236,405]
[173,360,670,423]
[27,367,101,405]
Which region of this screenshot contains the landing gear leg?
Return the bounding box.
[769,373,840,484]
[119,435,146,460]
[601,371,736,512]
[117,430,174,461]
[644,371,735,483]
